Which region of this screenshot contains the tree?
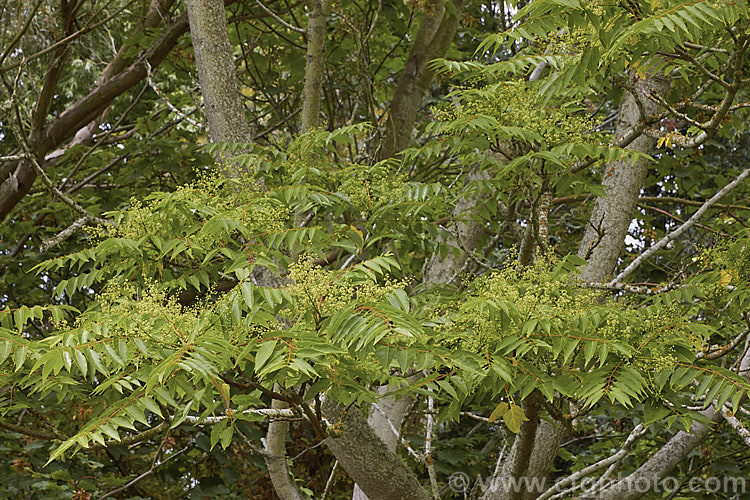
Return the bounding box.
[2,0,750,499]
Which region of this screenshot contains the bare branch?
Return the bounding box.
[40,216,93,253]
[578,280,683,295]
[638,195,750,212]
[719,406,750,448]
[540,424,648,500]
[674,46,730,88]
[184,407,299,424]
[321,460,339,500]
[254,0,306,33]
[6,121,115,231]
[612,164,750,284]
[460,411,491,423]
[426,392,440,500]
[371,400,421,461]
[145,61,202,128]
[98,443,190,499]
[0,154,25,162]
[696,327,750,360]
[264,397,306,500]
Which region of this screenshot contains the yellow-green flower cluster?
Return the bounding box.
[90,278,199,348]
[286,258,407,318]
[436,81,597,150]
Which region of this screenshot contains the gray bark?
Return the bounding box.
[323,397,431,500]
[577,74,669,282]
[423,168,490,284]
[482,421,564,500]
[185,0,252,150]
[346,168,490,498]
[352,380,419,500]
[265,399,307,500]
[592,412,718,500]
[345,170,490,499]
[568,70,742,500]
[186,2,302,498]
[326,4,469,495]
[300,0,328,133]
[380,0,465,159]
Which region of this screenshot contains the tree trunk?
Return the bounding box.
[186,0,252,150]
[325,4,469,495]
[323,397,431,500]
[423,167,490,284]
[595,342,750,499]
[300,0,328,133]
[380,0,465,159]
[343,166,490,498]
[185,1,305,497]
[487,72,670,499]
[482,421,564,500]
[577,74,668,282]
[351,379,420,500]
[0,0,188,220]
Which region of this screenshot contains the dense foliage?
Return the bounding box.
[3,0,750,498]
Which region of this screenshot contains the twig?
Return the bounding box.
[638,195,750,212]
[145,61,202,128]
[638,203,724,234]
[426,392,440,500]
[66,111,198,194]
[40,216,95,253]
[371,402,421,460]
[8,121,115,231]
[97,443,190,499]
[238,427,269,456]
[93,421,171,450]
[460,411,490,423]
[612,165,750,284]
[340,252,358,270]
[28,152,115,225]
[696,327,750,360]
[321,460,339,500]
[645,92,705,130]
[289,438,326,461]
[674,46,729,88]
[578,280,684,296]
[719,406,750,448]
[682,41,728,53]
[58,83,150,192]
[538,424,648,500]
[183,407,299,424]
[0,0,44,68]
[254,0,306,33]
[0,154,26,162]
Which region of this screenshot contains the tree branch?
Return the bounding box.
[264,398,307,500]
[612,164,750,284]
[254,0,306,33]
[538,424,648,500]
[98,442,191,499]
[0,419,66,441]
[719,406,750,448]
[0,9,191,220]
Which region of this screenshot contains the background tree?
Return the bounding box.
[2,1,750,499]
